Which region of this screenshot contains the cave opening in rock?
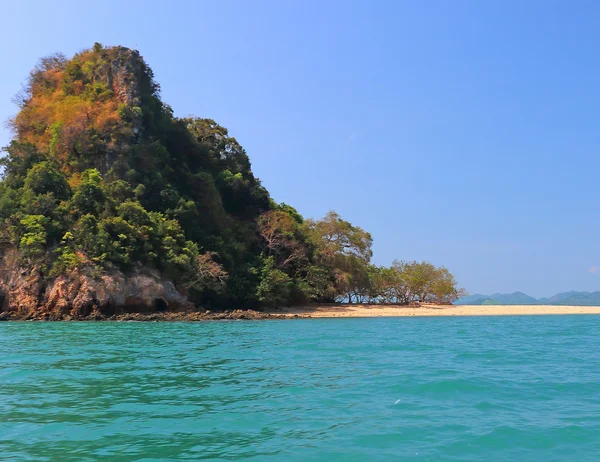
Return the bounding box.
[153,298,168,312]
[100,301,117,317]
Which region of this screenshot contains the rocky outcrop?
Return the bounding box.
[0,253,307,321]
[0,308,300,322]
[0,257,195,320]
[108,46,145,138]
[108,47,144,106]
[96,46,147,171]
[105,309,300,322]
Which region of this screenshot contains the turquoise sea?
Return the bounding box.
[2,316,600,461]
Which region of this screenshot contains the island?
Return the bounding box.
[0,44,463,320]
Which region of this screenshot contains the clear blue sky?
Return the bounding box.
[1,0,599,297]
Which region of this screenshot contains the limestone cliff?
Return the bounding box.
[0,251,192,320]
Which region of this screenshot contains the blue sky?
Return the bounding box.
[1,0,599,297]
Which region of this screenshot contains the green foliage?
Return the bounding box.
[256,256,293,307]
[19,215,48,260]
[305,211,373,262]
[23,161,69,199]
[118,104,143,122]
[302,265,336,301]
[82,82,114,102]
[0,184,17,219]
[72,168,105,216]
[49,122,63,157]
[1,142,45,188]
[364,260,463,304]
[50,240,83,277]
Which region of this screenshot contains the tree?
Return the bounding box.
[305,211,372,262]
[388,260,412,303]
[367,265,397,303]
[186,251,228,292]
[258,210,295,255]
[402,261,437,302]
[400,261,464,304]
[0,217,17,254]
[72,168,105,216]
[301,265,336,302]
[23,161,70,200]
[430,266,465,304]
[18,215,48,262]
[256,256,293,307]
[304,211,373,301]
[337,257,371,303]
[257,210,305,268]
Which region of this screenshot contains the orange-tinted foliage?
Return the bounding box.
[13,49,127,172]
[68,172,82,190]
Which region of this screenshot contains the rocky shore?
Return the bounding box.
[0,309,305,322]
[0,259,308,321]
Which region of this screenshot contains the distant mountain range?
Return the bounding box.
[455,291,600,306]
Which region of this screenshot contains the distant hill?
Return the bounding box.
[453,294,490,305]
[537,291,600,306]
[455,291,600,306]
[488,292,538,305]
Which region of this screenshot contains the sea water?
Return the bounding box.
[1,315,600,461]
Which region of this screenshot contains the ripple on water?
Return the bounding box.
[1,316,600,461]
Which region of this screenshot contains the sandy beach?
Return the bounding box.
[280,304,600,317]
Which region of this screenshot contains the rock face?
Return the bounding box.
[108,47,146,139]
[0,252,300,321]
[99,46,147,171]
[109,48,143,106]
[0,254,193,320]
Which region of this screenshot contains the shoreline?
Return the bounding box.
[278,304,600,318]
[3,304,600,321]
[0,309,299,322]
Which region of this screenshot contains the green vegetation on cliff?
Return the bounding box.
[0,44,463,309]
